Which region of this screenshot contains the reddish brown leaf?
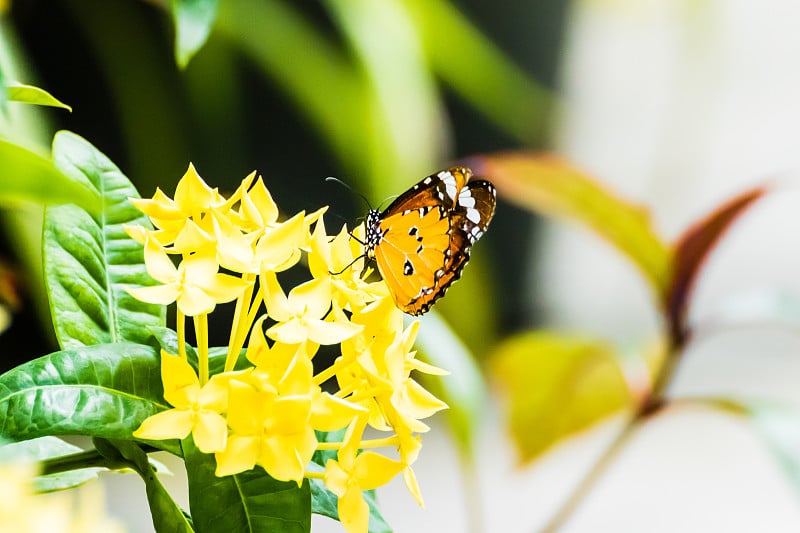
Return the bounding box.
[667,187,766,344]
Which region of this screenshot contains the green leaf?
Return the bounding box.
[0,139,99,211]
[171,0,219,68]
[489,331,632,462]
[0,342,167,444]
[183,438,311,533]
[474,153,671,299]
[309,430,392,533]
[666,187,765,343]
[7,83,72,111]
[44,130,165,349]
[0,436,102,493]
[97,438,194,533]
[414,311,488,458]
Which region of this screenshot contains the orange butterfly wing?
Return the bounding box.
[366,167,496,315]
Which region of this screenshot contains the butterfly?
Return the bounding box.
[364,166,496,315]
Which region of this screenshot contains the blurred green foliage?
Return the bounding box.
[0,0,563,361]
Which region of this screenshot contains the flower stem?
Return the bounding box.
[226,273,256,372]
[194,313,209,385]
[177,309,186,360]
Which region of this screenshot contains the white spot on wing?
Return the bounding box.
[459,194,475,208]
[466,207,481,223]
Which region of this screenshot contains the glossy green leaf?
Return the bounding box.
[171,0,219,68]
[0,436,102,493]
[475,153,671,299]
[44,130,165,349]
[490,331,632,462]
[309,430,392,533]
[183,438,310,533]
[97,438,193,533]
[0,342,167,444]
[666,187,765,343]
[414,311,488,457]
[7,83,72,111]
[0,139,99,211]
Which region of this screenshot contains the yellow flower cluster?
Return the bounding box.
[126,164,448,533]
[0,462,125,533]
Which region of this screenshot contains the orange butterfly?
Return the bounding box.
[364,166,496,315]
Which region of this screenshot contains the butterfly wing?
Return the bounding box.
[367,167,496,315]
[406,179,497,314]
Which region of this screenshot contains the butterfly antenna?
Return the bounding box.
[329,254,366,276]
[326,177,373,210]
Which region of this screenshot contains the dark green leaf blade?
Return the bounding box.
[184,438,311,533]
[45,130,165,349]
[0,343,167,444]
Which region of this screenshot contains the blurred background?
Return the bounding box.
[3,0,800,531]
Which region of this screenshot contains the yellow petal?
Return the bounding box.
[133,409,193,441]
[402,467,425,508]
[126,284,179,306]
[353,451,404,490]
[266,319,308,345]
[259,429,316,485]
[174,163,220,211]
[198,373,230,412]
[338,486,370,533]
[176,285,218,316]
[193,411,228,453]
[278,351,314,395]
[271,396,312,433]
[143,238,178,283]
[397,379,449,420]
[215,434,259,477]
[306,319,363,345]
[261,271,292,321]
[311,393,367,432]
[172,218,215,253]
[161,352,200,396]
[241,176,279,228]
[200,272,252,304]
[323,459,348,496]
[287,277,331,318]
[255,212,307,271]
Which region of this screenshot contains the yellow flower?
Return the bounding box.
[133,351,229,453]
[127,238,251,316]
[0,462,126,533]
[129,163,228,248]
[308,219,388,310]
[214,353,317,484]
[324,419,404,533]
[262,273,363,345]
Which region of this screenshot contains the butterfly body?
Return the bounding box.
[364,167,496,315]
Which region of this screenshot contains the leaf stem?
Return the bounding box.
[538,323,687,532]
[177,309,186,360]
[39,449,127,476]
